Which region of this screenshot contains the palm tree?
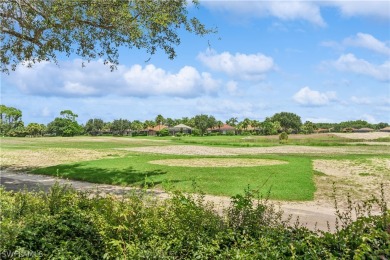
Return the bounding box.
[226,117,238,127]
[155,114,165,126]
[241,118,251,131]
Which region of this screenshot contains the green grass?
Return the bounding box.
[33,154,315,201]
[170,135,364,147]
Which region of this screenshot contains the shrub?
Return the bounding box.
[0,183,388,259]
[226,130,235,136]
[158,128,169,136]
[191,128,201,136]
[279,132,289,144]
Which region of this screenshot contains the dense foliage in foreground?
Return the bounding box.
[0,185,389,259]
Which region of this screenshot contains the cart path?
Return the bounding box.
[1,170,338,232]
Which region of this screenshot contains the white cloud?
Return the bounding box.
[4,59,220,98]
[331,53,390,81]
[350,96,371,105]
[122,64,220,97]
[343,33,390,55]
[268,1,325,26]
[321,33,390,56]
[198,49,275,80]
[226,80,238,95]
[203,1,389,25]
[293,87,337,106]
[328,1,390,20]
[203,1,326,26]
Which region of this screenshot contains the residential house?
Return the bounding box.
[141,125,168,136]
[353,128,374,133]
[380,126,390,132]
[169,124,192,135]
[208,124,236,135]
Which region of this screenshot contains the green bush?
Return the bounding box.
[0,184,388,259]
[191,128,200,136]
[157,128,169,136]
[279,132,289,144]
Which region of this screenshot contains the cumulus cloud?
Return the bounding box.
[4,59,220,98]
[343,33,390,55]
[331,53,390,81]
[203,1,389,25]
[328,1,390,20]
[122,64,220,97]
[293,87,337,106]
[203,1,326,26]
[198,49,275,80]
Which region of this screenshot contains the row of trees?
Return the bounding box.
[1,105,388,137]
[79,112,305,136]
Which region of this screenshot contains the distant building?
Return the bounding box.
[379,126,390,132]
[169,124,192,135]
[208,124,236,135]
[316,128,330,133]
[353,128,374,133]
[141,125,168,136]
[342,128,354,133]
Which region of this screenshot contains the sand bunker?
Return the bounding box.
[332,132,390,140]
[314,158,390,178]
[313,158,390,204]
[148,158,288,167]
[1,148,120,170]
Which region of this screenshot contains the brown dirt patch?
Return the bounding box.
[332,132,390,140]
[1,148,123,170]
[122,145,390,155]
[148,158,288,167]
[313,158,390,205]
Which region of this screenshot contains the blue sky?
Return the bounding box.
[1,1,390,125]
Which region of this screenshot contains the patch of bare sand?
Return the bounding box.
[313,158,390,205]
[148,158,288,167]
[0,136,169,147]
[1,148,124,170]
[122,145,390,155]
[349,141,390,146]
[332,132,390,140]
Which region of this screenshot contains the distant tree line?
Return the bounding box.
[0,104,388,137]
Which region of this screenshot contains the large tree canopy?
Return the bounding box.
[1,0,212,73]
[270,112,302,133]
